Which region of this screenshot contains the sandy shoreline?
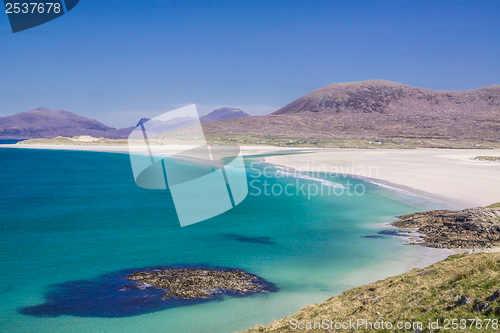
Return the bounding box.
[0,143,295,156]
[265,148,500,208]
[2,144,499,208]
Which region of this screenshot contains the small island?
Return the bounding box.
[126,268,268,299]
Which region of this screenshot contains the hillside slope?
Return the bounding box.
[242,252,500,333]
[0,106,250,140]
[0,108,130,139]
[201,80,500,144]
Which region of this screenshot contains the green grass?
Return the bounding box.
[487,203,500,209]
[474,156,500,162]
[242,253,500,332]
[205,135,500,149]
[18,135,500,149]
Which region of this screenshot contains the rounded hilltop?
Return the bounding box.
[200,79,500,145]
[273,79,500,115]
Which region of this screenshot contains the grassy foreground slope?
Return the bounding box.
[243,253,500,332]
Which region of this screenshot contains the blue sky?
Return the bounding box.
[0,0,499,127]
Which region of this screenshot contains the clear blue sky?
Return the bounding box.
[0,0,499,127]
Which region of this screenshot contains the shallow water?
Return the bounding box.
[0,148,455,333]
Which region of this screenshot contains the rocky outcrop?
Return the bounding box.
[126,268,267,299]
[473,301,490,312]
[391,205,500,249]
[461,295,473,305]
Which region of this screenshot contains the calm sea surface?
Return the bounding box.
[0,148,455,333]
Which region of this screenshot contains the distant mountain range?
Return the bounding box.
[200,107,249,123]
[133,107,250,134]
[2,81,499,142]
[0,107,250,139]
[201,80,500,141]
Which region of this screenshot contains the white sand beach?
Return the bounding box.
[266,148,500,208]
[0,143,288,156]
[2,143,499,208]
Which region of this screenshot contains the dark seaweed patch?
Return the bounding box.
[18,264,278,318]
[223,233,276,245]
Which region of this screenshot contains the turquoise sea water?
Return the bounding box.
[0,148,455,333]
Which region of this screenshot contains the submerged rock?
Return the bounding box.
[223,234,276,245]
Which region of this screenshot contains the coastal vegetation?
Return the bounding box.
[474,156,500,162]
[205,136,500,149]
[17,135,500,149]
[243,252,500,332]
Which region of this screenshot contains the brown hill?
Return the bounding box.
[0,107,130,139]
[201,80,500,143]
